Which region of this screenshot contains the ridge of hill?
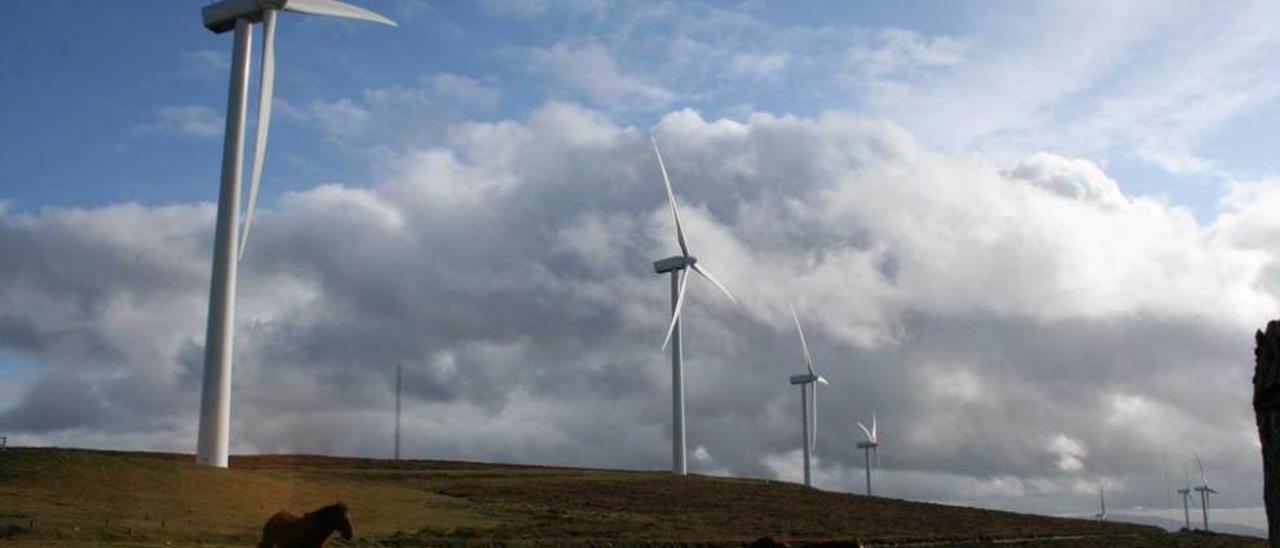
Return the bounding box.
[0,447,1264,547]
[1102,512,1267,539]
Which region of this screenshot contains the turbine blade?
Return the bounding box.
[874,446,881,470]
[651,137,689,258]
[280,0,397,26]
[1196,453,1209,487]
[871,411,878,443]
[690,262,736,304]
[661,268,691,349]
[817,375,829,385]
[238,8,277,262]
[857,421,873,442]
[789,304,815,374]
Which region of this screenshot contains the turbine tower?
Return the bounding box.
[649,137,737,475]
[787,305,828,488]
[195,0,395,468]
[1194,454,1218,531]
[1177,466,1193,530]
[856,412,880,496]
[1094,479,1107,521]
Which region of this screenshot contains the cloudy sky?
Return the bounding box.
[3,0,1279,530]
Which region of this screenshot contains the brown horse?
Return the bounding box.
[257,501,353,548]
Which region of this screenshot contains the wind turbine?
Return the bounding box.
[1094,479,1108,521]
[195,0,395,468]
[649,137,737,475]
[787,305,828,488]
[1194,454,1218,531]
[1177,466,1193,530]
[856,412,880,496]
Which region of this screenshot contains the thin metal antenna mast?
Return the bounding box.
[394,364,402,461]
[1163,447,1172,525]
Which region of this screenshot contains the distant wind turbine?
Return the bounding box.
[1177,466,1194,530]
[856,412,880,496]
[195,0,395,468]
[1194,454,1218,531]
[649,137,738,475]
[1095,479,1108,521]
[787,305,828,488]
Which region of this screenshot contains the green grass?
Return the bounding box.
[0,448,1265,546]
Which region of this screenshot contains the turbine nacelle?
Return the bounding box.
[857,441,879,449]
[789,373,825,385]
[653,255,697,274]
[203,0,396,33]
[204,0,270,31]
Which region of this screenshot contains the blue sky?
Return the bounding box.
[3,0,1280,532]
[7,1,1276,217]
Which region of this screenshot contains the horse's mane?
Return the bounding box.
[306,501,347,520]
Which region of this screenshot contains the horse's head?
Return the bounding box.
[326,501,353,540]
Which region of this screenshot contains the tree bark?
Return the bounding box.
[1254,321,1280,546]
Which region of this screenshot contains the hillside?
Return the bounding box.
[0,447,1263,547]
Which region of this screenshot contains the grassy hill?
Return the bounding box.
[0,447,1263,547]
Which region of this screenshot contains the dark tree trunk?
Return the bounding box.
[1254,321,1280,546]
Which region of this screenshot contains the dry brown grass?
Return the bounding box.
[0,448,1264,547]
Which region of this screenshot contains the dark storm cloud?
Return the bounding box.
[0,374,115,432]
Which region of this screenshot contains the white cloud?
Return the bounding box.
[134,106,223,139]
[850,28,967,76]
[178,49,229,78]
[1006,152,1127,208]
[478,0,606,19]
[4,104,1276,518]
[527,43,674,109]
[856,2,1280,178]
[1047,434,1087,472]
[307,98,371,139]
[424,73,502,110]
[730,52,791,80]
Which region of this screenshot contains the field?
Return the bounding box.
[0,447,1264,547]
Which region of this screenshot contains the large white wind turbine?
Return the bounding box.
[787,305,828,488]
[856,412,880,496]
[1194,454,1218,531]
[650,137,737,475]
[195,0,394,468]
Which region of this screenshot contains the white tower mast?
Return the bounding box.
[195,0,395,467]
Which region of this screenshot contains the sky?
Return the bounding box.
[2,0,1280,532]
